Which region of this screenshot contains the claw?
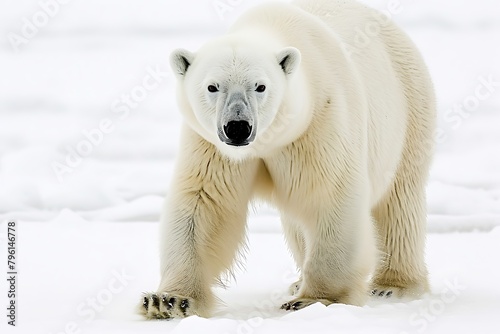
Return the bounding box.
[151,294,160,309]
[167,297,176,310]
[280,302,291,311]
[180,299,189,316]
[281,301,303,311]
[291,301,302,311]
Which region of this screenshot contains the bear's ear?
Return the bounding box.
[277,47,301,75]
[170,48,195,77]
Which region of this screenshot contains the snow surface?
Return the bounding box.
[0,0,499,333]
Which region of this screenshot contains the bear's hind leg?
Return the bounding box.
[371,26,435,299]
[371,170,430,298]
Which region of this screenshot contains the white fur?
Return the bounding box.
[142,0,435,318]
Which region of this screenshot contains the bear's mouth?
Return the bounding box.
[219,121,254,147]
[225,140,250,147]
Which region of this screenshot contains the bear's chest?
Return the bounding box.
[262,141,340,205]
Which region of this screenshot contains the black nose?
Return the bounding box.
[223,121,252,146]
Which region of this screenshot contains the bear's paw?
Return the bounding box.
[281,297,333,311]
[140,292,196,319]
[370,282,429,299]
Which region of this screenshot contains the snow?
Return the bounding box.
[0,0,499,333]
[1,213,500,333]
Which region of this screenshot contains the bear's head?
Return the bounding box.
[170,38,301,160]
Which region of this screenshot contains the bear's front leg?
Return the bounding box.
[281,183,377,311]
[140,128,258,319]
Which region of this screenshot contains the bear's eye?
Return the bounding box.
[207,85,219,93]
[255,85,266,93]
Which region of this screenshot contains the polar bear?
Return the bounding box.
[141,0,435,319]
